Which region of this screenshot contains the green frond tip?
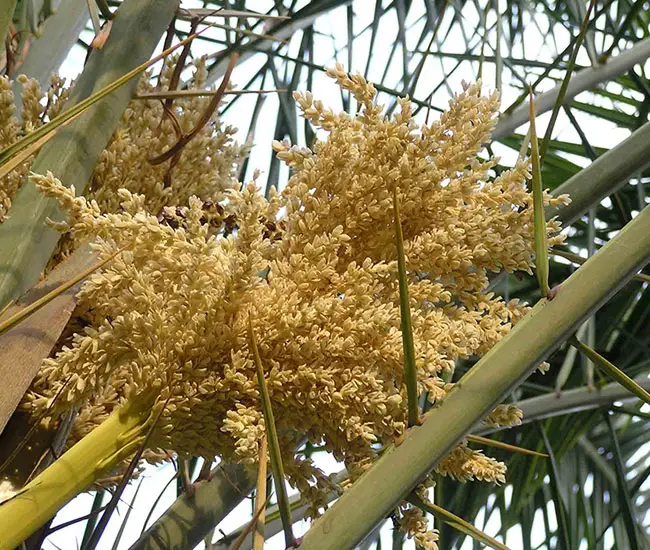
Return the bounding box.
[247,314,296,548]
[569,336,650,406]
[528,88,550,298]
[392,184,421,428]
[407,494,510,550]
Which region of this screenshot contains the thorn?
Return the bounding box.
[547,284,561,301]
[394,431,408,447]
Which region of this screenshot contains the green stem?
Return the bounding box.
[0,397,153,550]
[528,90,549,298]
[297,204,650,549]
[248,316,296,548]
[392,185,420,427]
[569,337,650,405]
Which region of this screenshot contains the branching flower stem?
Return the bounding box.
[0,395,155,550]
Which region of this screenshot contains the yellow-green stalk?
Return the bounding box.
[0,396,155,550]
[247,315,296,548]
[253,435,268,550]
[392,184,421,427]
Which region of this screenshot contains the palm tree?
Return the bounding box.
[0,1,649,548]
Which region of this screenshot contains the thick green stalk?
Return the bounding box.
[298,205,650,550]
[547,121,650,226]
[0,0,179,309]
[0,397,153,550]
[129,463,258,550]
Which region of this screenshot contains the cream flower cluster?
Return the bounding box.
[0,56,245,224]
[398,506,439,550]
[485,404,524,428]
[88,56,246,215]
[22,65,569,542]
[0,73,70,218]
